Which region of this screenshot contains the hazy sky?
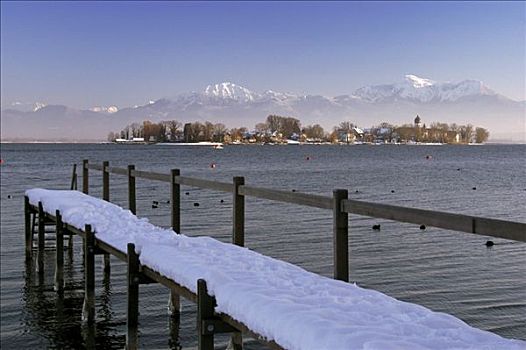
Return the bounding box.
[1,1,525,109]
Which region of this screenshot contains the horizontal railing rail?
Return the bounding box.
[342,199,525,242]
[239,185,333,209]
[82,160,526,243]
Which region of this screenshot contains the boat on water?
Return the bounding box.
[213,144,224,150]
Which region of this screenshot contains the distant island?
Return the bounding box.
[108,114,490,145]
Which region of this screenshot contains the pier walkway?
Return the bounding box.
[24,188,525,350]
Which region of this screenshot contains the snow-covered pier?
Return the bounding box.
[23,160,526,350]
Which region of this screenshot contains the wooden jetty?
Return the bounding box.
[24,160,526,349]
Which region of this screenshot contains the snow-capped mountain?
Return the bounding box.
[204,82,258,102]
[2,75,524,142]
[352,75,497,103]
[89,105,119,113]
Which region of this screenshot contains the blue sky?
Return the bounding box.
[1,1,525,108]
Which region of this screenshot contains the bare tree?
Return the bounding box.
[475,127,489,143]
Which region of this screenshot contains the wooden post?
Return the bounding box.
[82,224,95,324]
[333,189,349,282]
[171,169,180,233]
[37,201,45,273]
[197,279,215,350]
[102,161,110,201]
[128,165,136,215]
[231,177,245,349]
[70,164,77,190]
[170,169,181,316]
[54,210,64,294]
[233,177,245,247]
[24,196,32,260]
[82,159,89,194]
[103,254,111,274]
[102,161,111,273]
[126,243,140,350]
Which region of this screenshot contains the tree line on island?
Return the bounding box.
[108,114,490,144]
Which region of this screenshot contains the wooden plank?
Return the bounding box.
[109,166,128,175]
[82,224,95,324]
[95,239,127,262]
[87,163,103,171]
[177,176,233,193]
[82,159,89,194]
[333,190,349,282]
[54,210,64,294]
[131,169,171,182]
[342,200,526,242]
[128,165,136,215]
[126,243,140,350]
[218,314,284,350]
[197,279,215,350]
[233,177,245,247]
[240,185,333,209]
[140,266,197,303]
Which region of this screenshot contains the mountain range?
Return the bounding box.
[2,75,524,142]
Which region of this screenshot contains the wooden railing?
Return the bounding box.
[79,159,525,283]
[27,159,525,350]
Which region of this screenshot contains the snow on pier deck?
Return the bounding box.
[26,189,525,350]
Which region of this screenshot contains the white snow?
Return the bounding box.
[26,189,525,350]
[405,74,435,88]
[353,75,495,103]
[204,82,257,102]
[89,105,119,113]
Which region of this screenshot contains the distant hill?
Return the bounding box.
[2,75,524,142]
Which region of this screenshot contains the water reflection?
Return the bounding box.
[23,250,126,349]
[22,244,186,349]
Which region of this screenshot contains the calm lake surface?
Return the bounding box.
[1,143,525,349]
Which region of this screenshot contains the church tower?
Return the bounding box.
[414,115,422,128]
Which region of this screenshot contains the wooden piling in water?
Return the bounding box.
[171,169,181,233]
[54,210,64,293]
[170,169,182,316]
[24,196,32,260]
[233,176,245,247]
[37,201,45,273]
[82,224,95,324]
[126,243,140,350]
[231,176,245,349]
[70,164,77,190]
[102,161,111,273]
[128,165,136,215]
[197,279,215,350]
[333,189,349,282]
[82,159,89,194]
[102,161,110,201]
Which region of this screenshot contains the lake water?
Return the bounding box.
[1,143,525,349]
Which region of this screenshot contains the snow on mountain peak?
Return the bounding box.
[353,75,496,103]
[89,105,119,113]
[405,75,435,88]
[33,102,47,112]
[204,82,257,102]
